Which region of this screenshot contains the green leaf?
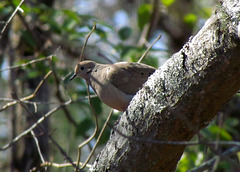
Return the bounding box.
[183,13,197,26]
[39,9,62,34]
[137,4,152,30]
[202,7,212,18]
[27,71,39,78]
[208,125,232,141]
[62,18,78,31]
[140,56,159,68]
[118,27,132,41]
[51,56,58,63]
[237,152,240,162]
[0,4,11,15]
[161,0,175,7]
[219,130,232,140]
[95,27,107,39]
[62,9,81,23]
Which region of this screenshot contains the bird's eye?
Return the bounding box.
[80,67,85,70]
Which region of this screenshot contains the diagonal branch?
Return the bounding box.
[0,70,52,112]
[90,0,240,171]
[0,55,53,72]
[0,0,25,37]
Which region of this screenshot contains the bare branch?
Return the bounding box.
[0,99,71,150]
[137,34,162,63]
[189,146,240,172]
[0,0,25,37]
[79,24,96,62]
[0,70,52,112]
[0,55,53,72]
[75,83,99,171]
[90,0,240,171]
[31,130,46,164]
[0,94,97,105]
[38,161,91,169]
[81,109,114,169]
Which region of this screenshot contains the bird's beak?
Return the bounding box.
[70,73,76,81]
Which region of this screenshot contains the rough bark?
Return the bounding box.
[90,0,240,171]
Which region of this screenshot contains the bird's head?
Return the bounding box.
[70,60,96,81]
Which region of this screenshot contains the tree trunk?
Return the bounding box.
[8,0,54,171]
[90,0,240,171]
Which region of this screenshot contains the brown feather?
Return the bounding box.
[108,62,156,95]
[72,60,156,111]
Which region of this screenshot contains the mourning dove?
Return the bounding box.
[70,60,156,111]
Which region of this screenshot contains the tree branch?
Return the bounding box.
[90,0,240,171]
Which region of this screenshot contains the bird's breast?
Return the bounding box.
[89,74,132,111]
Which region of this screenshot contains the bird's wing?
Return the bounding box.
[108,62,156,95]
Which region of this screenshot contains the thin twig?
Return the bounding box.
[0,55,53,72]
[110,124,240,146]
[75,84,99,171]
[51,57,78,127]
[146,0,160,40]
[0,98,77,168]
[0,70,52,112]
[15,95,47,171]
[12,91,78,170]
[0,0,25,36]
[0,94,97,105]
[38,161,91,169]
[81,109,114,169]
[206,140,240,171]
[188,145,240,172]
[73,23,98,171]
[137,34,162,63]
[31,130,46,164]
[0,99,71,151]
[48,132,78,169]
[79,24,96,62]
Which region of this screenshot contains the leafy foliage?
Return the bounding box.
[183,13,197,27]
[161,0,175,7]
[0,0,239,171]
[137,3,152,30]
[118,26,132,41]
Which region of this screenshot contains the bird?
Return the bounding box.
[70,60,156,111]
